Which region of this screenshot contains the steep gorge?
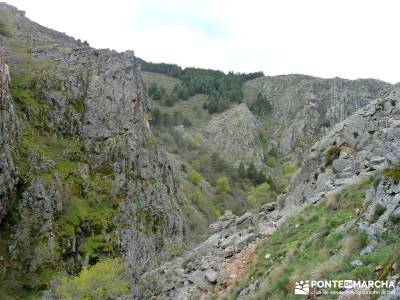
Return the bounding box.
[1,2,400,300]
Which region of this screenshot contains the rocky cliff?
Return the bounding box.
[202,103,263,167]
[246,75,391,159]
[0,3,188,298]
[285,87,400,207]
[221,87,400,299]
[0,49,17,225]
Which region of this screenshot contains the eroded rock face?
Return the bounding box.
[37,47,151,143]
[284,87,400,207]
[0,51,18,224]
[36,48,188,293]
[39,47,185,281]
[202,103,263,167]
[246,75,391,158]
[0,4,187,296]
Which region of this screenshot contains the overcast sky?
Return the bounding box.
[5,0,400,83]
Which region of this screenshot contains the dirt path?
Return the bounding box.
[214,237,267,299]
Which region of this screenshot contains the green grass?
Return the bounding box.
[224,178,400,299]
[7,40,54,77]
[152,93,210,128]
[143,71,182,93]
[10,74,51,132]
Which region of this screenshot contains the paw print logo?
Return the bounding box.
[295,280,310,294]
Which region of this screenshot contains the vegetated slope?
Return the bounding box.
[0,3,194,299]
[226,87,400,299]
[246,75,391,159]
[0,49,18,225]
[136,87,400,300]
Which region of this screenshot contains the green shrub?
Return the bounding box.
[79,234,117,259]
[246,183,276,206]
[389,213,400,225]
[382,166,400,183]
[55,259,130,299]
[325,146,341,166]
[282,162,296,177]
[185,134,201,150]
[372,203,386,223]
[216,176,230,193]
[187,170,201,185]
[72,97,85,113]
[266,157,277,168]
[190,189,207,207]
[95,165,113,176]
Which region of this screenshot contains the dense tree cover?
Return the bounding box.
[140,59,264,113]
[151,107,192,128]
[237,161,277,191]
[148,82,189,107]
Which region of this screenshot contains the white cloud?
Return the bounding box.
[4,0,400,83]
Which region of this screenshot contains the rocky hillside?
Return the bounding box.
[0,49,18,225]
[246,75,391,159]
[0,3,192,299]
[228,87,400,298]
[142,84,400,300]
[202,103,264,167]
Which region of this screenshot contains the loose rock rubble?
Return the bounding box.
[140,203,282,299]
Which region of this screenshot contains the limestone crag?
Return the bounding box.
[0,50,18,224]
[202,103,263,167]
[247,75,391,158]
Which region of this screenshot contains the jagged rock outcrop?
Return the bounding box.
[0,50,17,224]
[202,103,263,166]
[39,47,187,285]
[246,75,391,158]
[36,47,151,142]
[0,3,187,298]
[208,88,400,300]
[284,87,400,207]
